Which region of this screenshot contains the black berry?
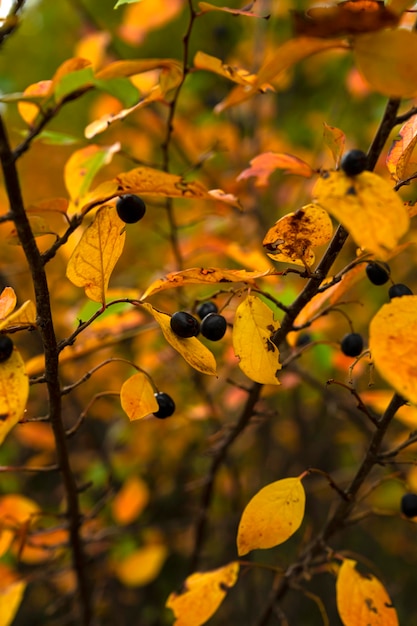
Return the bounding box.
[116,194,146,223]
[170,311,200,338]
[196,301,218,320]
[200,313,227,341]
[341,332,363,357]
[153,392,176,419]
[365,262,390,286]
[0,335,13,363]
[295,333,312,347]
[389,283,413,299]
[401,493,417,518]
[340,149,367,176]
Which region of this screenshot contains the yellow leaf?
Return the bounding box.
[0,495,39,558]
[336,559,399,626]
[198,2,268,17]
[263,204,333,267]
[369,296,417,404]
[313,170,409,258]
[64,144,120,207]
[237,477,305,556]
[166,561,239,626]
[353,30,417,98]
[17,80,52,126]
[323,123,345,169]
[142,303,217,375]
[114,544,167,587]
[140,267,275,300]
[0,301,37,331]
[232,295,281,385]
[112,476,150,525]
[66,205,126,304]
[120,372,158,421]
[0,288,16,320]
[0,580,26,626]
[0,349,29,446]
[194,51,258,86]
[74,32,110,71]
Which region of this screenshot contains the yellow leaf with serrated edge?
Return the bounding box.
[369,295,417,404]
[237,477,305,556]
[112,476,150,525]
[263,204,333,267]
[66,205,126,304]
[140,267,275,300]
[0,579,26,626]
[313,170,409,259]
[142,303,217,375]
[353,30,417,98]
[336,559,399,626]
[0,349,29,446]
[120,372,158,421]
[166,562,239,626]
[114,544,167,587]
[232,295,281,385]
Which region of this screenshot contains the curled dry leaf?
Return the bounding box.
[263,204,333,267]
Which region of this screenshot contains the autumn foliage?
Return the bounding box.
[0,0,417,624]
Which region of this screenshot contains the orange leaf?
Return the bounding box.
[140,267,275,300]
[237,477,305,556]
[237,152,314,186]
[114,544,167,587]
[118,0,185,45]
[353,29,417,98]
[166,562,239,626]
[112,476,150,525]
[0,349,29,446]
[198,2,269,17]
[120,372,158,421]
[0,287,17,320]
[66,205,126,304]
[263,204,333,267]
[336,559,399,626]
[369,295,417,404]
[142,303,217,375]
[216,37,347,112]
[74,32,110,71]
[19,528,68,564]
[386,114,417,182]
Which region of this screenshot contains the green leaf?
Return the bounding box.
[114,0,143,8]
[54,66,95,102]
[93,77,140,108]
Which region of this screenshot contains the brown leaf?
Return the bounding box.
[292,1,398,38]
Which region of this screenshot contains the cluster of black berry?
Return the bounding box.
[169,302,227,342]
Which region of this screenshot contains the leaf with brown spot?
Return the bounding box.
[336,559,399,626]
[263,204,333,267]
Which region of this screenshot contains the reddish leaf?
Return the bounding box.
[238,152,314,186]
